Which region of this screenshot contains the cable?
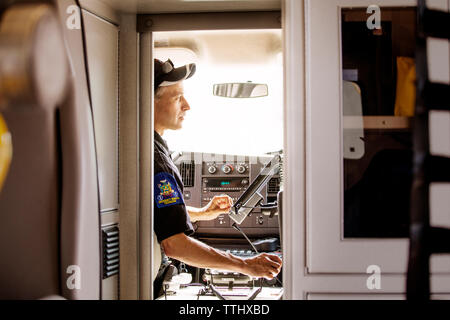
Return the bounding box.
[232,223,259,254]
[232,222,283,287]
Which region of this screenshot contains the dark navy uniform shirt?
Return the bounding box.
[154,131,194,243]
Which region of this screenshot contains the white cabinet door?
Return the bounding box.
[83,10,119,213]
[305,0,450,273]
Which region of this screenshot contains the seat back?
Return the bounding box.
[0,1,100,299]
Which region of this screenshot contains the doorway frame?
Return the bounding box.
[136,10,283,299]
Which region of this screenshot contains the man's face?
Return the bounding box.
[154,82,190,134]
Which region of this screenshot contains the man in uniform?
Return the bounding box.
[153,59,282,295]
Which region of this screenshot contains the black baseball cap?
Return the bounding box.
[154,59,196,92]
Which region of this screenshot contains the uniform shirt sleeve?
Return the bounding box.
[154,155,194,243]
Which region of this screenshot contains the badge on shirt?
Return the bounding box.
[154,172,184,208]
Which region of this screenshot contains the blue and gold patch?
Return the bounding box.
[154,172,184,208]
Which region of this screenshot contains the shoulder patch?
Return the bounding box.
[154,172,184,208]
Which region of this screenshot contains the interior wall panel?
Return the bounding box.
[82,9,120,213]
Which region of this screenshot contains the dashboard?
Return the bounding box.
[173,152,281,238]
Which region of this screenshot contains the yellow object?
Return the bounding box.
[0,114,12,191]
[394,57,416,117]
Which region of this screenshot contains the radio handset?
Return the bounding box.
[229,155,281,225]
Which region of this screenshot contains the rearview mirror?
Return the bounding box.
[213,82,268,98]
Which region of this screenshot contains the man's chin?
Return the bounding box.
[177,120,185,129]
[169,123,183,131]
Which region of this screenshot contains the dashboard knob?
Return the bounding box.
[222,164,232,174]
[208,166,217,174]
[237,165,246,174]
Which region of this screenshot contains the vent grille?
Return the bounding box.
[180,161,195,187]
[268,177,280,193]
[102,225,119,279]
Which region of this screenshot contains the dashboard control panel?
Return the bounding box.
[174,152,281,237]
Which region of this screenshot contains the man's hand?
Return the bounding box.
[200,195,233,221]
[161,233,282,282]
[241,253,282,280]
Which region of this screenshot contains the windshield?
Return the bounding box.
[154,29,283,156]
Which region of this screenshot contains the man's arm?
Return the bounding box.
[161,233,282,279]
[186,206,206,223]
[187,195,233,222]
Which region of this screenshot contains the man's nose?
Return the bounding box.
[181,96,190,111]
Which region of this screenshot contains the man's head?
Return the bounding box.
[154,82,190,134]
[154,59,196,136]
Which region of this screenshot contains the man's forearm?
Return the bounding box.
[186,195,232,222]
[186,206,204,222]
[161,233,247,274]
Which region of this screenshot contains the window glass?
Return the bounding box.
[342,7,416,238]
[154,29,283,156]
